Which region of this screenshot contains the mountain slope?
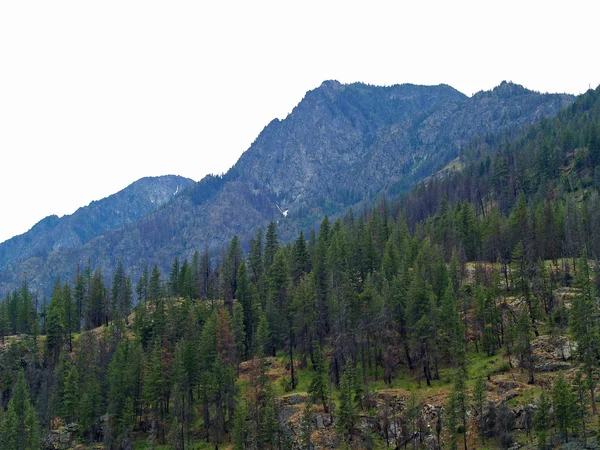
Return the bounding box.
[0,81,574,295]
[0,175,194,283]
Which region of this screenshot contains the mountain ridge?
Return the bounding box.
[0,175,195,280]
[0,81,575,296]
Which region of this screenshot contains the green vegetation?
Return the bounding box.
[0,85,598,448]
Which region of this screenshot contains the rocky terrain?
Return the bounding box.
[0,81,574,296]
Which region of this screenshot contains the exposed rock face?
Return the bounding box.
[0,81,574,296]
[516,335,576,372]
[42,423,79,450]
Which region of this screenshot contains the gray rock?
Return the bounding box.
[316,414,324,429]
[0,81,574,297]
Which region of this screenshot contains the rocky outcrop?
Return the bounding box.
[532,335,576,372]
[42,423,80,450]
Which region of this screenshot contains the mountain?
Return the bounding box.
[2,86,599,450]
[0,175,194,288]
[0,81,574,296]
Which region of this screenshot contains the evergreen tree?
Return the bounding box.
[570,248,599,414]
[46,279,65,363]
[308,340,328,412]
[336,370,356,441]
[534,391,551,450]
[473,377,487,445]
[1,370,40,450]
[515,308,535,384]
[136,264,149,304]
[148,265,163,304]
[264,221,279,272]
[553,373,576,443]
[232,398,249,450]
[447,365,469,450]
[292,230,310,284]
[300,401,315,450]
[232,300,246,367]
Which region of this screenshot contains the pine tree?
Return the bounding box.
[1,370,40,450]
[46,279,65,364]
[172,340,192,449]
[553,373,575,443]
[148,265,163,304]
[248,228,264,284]
[573,370,588,447]
[473,377,487,445]
[308,340,328,412]
[111,259,128,322]
[261,384,280,448]
[87,269,106,329]
[511,241,539,336]
[232,398,249,450]
[337,370,356,440]
[256,310,271,357]
[447,365,469,450]
[136,264,149,304]
[300,401,315,450]
[264,221,279,272]
[224,235,243,311]
[236,261,254,356]
[63,282,76,351]
[570,248,599,414]
[515,308,535,384]
[61,362,79,422]
[292,230,310,284]
[534,391,551,450]
[169,257,181,297]
[232,301,246,366]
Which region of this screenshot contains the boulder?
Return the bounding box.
[42,423,79,450]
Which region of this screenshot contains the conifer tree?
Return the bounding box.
[553,373,575,443]
[232,301,246,366]
[337,370,356,441]
[308,340,328,412]
[570,248,599,414]
[264,221,279,272]
[148,265,163,304]
[473,377,487,445]
[300,401,315,450]
[447,365,469,450]
[292,230,310,284]
[136,264,149,304]
[515,308,535,384]
[46,279,65,363]
[232,398,249,450]
[534,391,551,450]
[236,261,254,356]
[1,370,40,450]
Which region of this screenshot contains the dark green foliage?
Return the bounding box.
[534,391,551,449]
[1,84,600,449]
[336,370,356,440]
[553,373,576,443]
[308,340,328,411]
[0,370,40,450]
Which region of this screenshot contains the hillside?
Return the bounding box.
[0,81,573,297]
[1,86,600,449]
[0,175,194,292]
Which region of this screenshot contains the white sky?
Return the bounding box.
[1,0,599,244]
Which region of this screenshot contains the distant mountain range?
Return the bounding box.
[0,176,194,291]
[0,81,574,296]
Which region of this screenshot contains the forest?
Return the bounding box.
[0,85,600,449]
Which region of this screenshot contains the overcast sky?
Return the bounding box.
[0,1,598,244]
